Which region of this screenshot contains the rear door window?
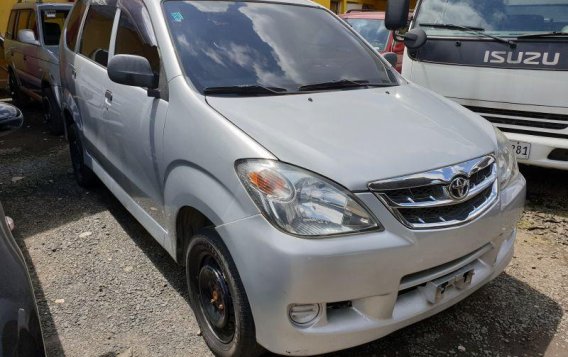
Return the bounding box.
[28,10,38,41]
[79,5,116,67]
[65,0,87,51]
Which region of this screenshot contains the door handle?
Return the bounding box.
[23,55,27,61]
[71,68,77,79]
[105,90,113,105]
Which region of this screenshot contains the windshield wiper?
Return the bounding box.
[515,31,568,39]
[419,23,517,47]
[203,85,288,96]
[298,79,394,92]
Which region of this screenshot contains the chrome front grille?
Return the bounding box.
[369,155,498,229]
[464,105,568,139]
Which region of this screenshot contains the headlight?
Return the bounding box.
[236,159,381,237]
[494,128,518,188]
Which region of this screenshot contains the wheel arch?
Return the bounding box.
[175,206,214,265]
[164,162,259,265]
[60,87,82,140]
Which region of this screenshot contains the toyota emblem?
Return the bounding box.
[448,176,470,200]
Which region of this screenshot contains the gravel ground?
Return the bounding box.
[1,105,567,357]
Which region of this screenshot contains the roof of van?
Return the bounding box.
[12,2,74,11]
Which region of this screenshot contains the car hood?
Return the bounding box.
[206,84,497,191]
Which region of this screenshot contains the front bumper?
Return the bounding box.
[216,174,526,356]
[504,132,568,171]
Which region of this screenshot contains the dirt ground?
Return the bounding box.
[1,105,567,357]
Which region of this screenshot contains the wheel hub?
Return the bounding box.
[198,261,233,342]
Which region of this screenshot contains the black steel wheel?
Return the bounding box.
[198,256,235,343]
[186,231,263,357]
[68,123,98,188]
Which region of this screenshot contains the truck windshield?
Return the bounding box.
[414,0,568,38]
[344,19,390,50]
[163,1,398,94]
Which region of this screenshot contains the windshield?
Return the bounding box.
[41,9,69,46]
[345,18,390,50]
[163,1,397,94]
[414,0,568,37]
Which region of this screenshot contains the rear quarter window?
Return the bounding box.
[79,5,116,67]
[15,10,32,39]
[6,11,17,40]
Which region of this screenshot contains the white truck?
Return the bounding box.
[400,0,568,170]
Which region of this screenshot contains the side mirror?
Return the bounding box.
[385,0,410,30]
[404,28,428,49]
[17,29,39,45]
[0,102,24,137]
[383,52,398,68]
[108,54,158,89]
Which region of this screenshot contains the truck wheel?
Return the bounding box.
[186,231,263,357]
[68,123,98,188]
[43,87,64,135]
[8,71,26,108]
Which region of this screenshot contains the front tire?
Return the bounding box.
[186,231,263,357]
[68,123,98,188]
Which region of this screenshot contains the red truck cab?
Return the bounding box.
[340,11,407,72]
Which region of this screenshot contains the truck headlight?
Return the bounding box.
[236,159,381,237]
[494,128,518,188]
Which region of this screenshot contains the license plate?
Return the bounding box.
[419,265,475,304]
[511,141,531,160]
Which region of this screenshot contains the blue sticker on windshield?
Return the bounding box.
[171,12,184,22]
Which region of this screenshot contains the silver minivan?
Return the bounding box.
[60,0,526,356]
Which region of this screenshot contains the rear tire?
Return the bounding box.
[68,123,98,188]
[8,70,26,108]
[186,231,263,357]
[43,86,64,135]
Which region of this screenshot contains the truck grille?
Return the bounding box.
[369,155,498,229]
[464,106,568,137]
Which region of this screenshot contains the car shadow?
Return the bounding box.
[1,105,107,239]
[520,164,568,215]
[95,187,190,302]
